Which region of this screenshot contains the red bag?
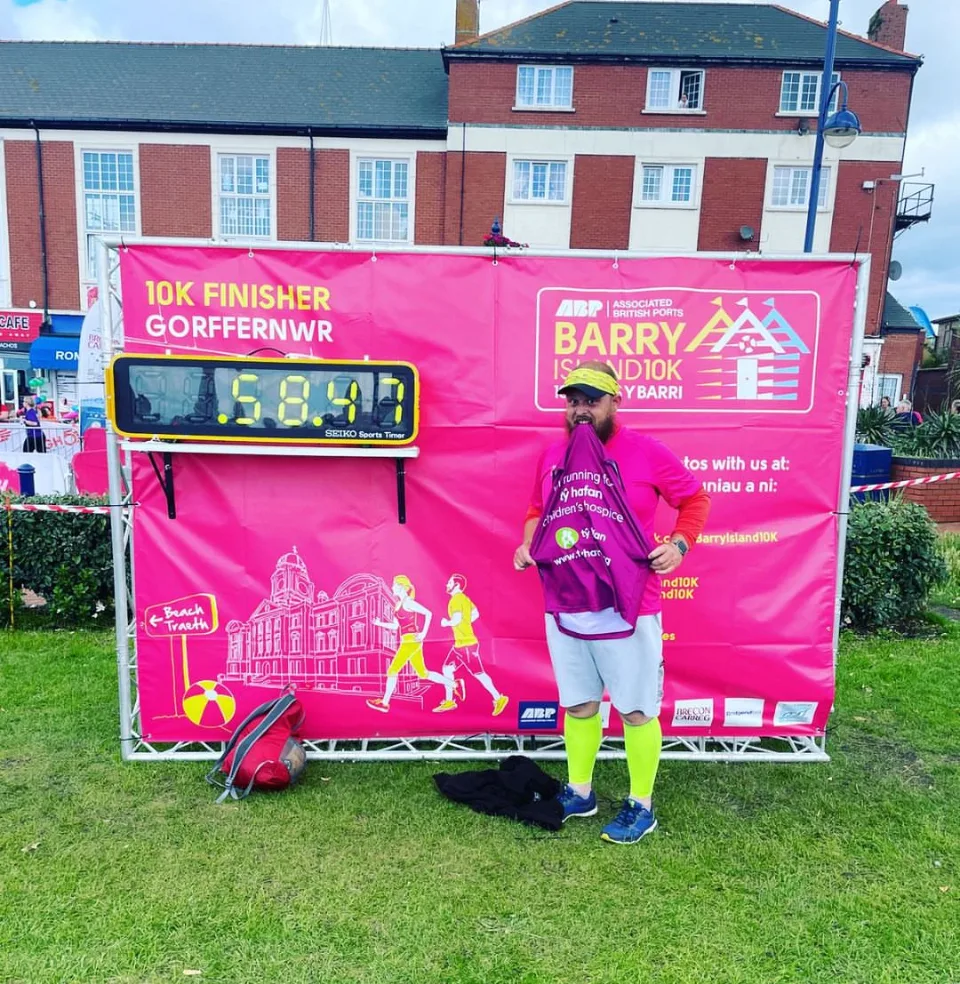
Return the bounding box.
[206,692,306,803]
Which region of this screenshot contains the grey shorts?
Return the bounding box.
[544,614,664,716]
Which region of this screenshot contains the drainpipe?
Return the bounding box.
[458,122,466,246]
[308,130,316,242]
[32,123,50,325]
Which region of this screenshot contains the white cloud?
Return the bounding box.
[11,0,103,40]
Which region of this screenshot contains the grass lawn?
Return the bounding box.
[1,628,958,984]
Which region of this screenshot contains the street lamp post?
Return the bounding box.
[803,0,862,252]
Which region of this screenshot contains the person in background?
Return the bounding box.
[895,399,922,427]
[21,396,46,453]
[879,396,891,411]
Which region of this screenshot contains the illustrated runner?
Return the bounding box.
[367,575,459,714]
[440,574,509,717]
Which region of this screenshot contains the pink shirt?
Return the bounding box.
[528,426,702,614]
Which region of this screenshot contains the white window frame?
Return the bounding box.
[767,165,832,212]
[0,140,11,306]
[76,146,141,297]
[215,152,274,240]
[635,162,701,210]
[644,68,706,113]
[350,153,415,245]
[514,65,574,111]
[509,158,570,205]
[778,71,841,116]
[876,373,903,405]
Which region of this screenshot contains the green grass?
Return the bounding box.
[932,532,960,609]
[1,630,959,984]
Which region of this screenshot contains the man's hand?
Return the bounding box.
[648,540,683,575]
[440,618,452,628]
[514,542,535,571]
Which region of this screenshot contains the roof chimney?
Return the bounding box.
[455,0,480,45]
[868,0,909,51]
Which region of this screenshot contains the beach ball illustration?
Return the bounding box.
[182,680,237,728]
[738,335,758,354]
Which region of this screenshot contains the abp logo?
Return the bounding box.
[518,701,559,731]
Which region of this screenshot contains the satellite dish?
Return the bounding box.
[889,260,903,281]
[739,225,755,242]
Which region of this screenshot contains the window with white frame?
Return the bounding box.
[770,165,831,209]
[637,163,697,207]
[82,151,137,281]
[877,374,902,405]
[779,71,840,114]
[515,65,573,109]
[512,160,567,203]
[645,69,704,111]
[218,154,271,238]
[356,159,410,242]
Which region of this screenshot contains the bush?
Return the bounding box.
[842,496,947,633]
[3,493,115,626]
[891,409,960,459]
[856,405,896,447]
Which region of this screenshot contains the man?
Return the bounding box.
[514,361,710,844]
[440,574,509,717]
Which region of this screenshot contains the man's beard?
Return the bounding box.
[567,414,614,443]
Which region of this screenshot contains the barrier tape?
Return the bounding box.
[850,471,960,494]
[2,503,116,515]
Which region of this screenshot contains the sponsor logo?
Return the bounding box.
[671,698,714,727]
[773,701,818,726]
[555,298,604,318]
[723,698,764,728]
[555,527,580,550]
[518,701,559,731]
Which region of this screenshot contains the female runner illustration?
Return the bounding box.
[367,575,461,714]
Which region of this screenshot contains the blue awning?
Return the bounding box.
[30,335,80,370]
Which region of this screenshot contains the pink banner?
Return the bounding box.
[119,247,858,742]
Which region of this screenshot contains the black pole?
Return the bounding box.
[32,124,50,321]
[308,130,316,242]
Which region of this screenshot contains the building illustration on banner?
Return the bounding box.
[221,549,434,705]
[697,297,811,402]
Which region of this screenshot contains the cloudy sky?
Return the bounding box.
[3,0,955,318]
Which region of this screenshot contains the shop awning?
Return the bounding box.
[30,335,80,370]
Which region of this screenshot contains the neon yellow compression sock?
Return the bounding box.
[624,717,662,801]
[564,712,603,786]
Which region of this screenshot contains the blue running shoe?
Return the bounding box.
[600,799,657,844]
[557,784,598,821]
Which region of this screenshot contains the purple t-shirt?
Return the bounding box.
[528,425,701,614]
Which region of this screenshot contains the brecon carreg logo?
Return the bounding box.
[518,701,560,731]
[671,698,714,728]
[773,701,818,726]
[723,698,764,728]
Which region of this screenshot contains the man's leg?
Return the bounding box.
[544,616,604,819]
[564,701,603,796]
[592,616,664,843]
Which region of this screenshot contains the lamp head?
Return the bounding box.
[823,107,861,149]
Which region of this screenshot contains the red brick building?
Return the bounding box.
[0,0,929,407]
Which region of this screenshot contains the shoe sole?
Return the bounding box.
[367,702,389,713]
[562,806,598,822]
[600,818,658,844]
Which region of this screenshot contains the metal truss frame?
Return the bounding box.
[102,238,868,766]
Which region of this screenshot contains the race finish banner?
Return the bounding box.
[116,245,859,747]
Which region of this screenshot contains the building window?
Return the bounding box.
[82,151,137,281]
[356,159,410,242]
[645,69,704,111]
[512,160,567,203]
[877,373,903,404]
[779,71,840,115]
[218,154,271,238]
[770,166,830,209]
[637,164,697,208]
[515,65,573,109]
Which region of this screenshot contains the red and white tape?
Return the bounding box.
[1,502,114,515]
[850,471,960,494]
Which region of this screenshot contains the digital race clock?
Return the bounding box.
[105,354,419,446]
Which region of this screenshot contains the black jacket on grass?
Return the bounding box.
[434,755,563,830]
